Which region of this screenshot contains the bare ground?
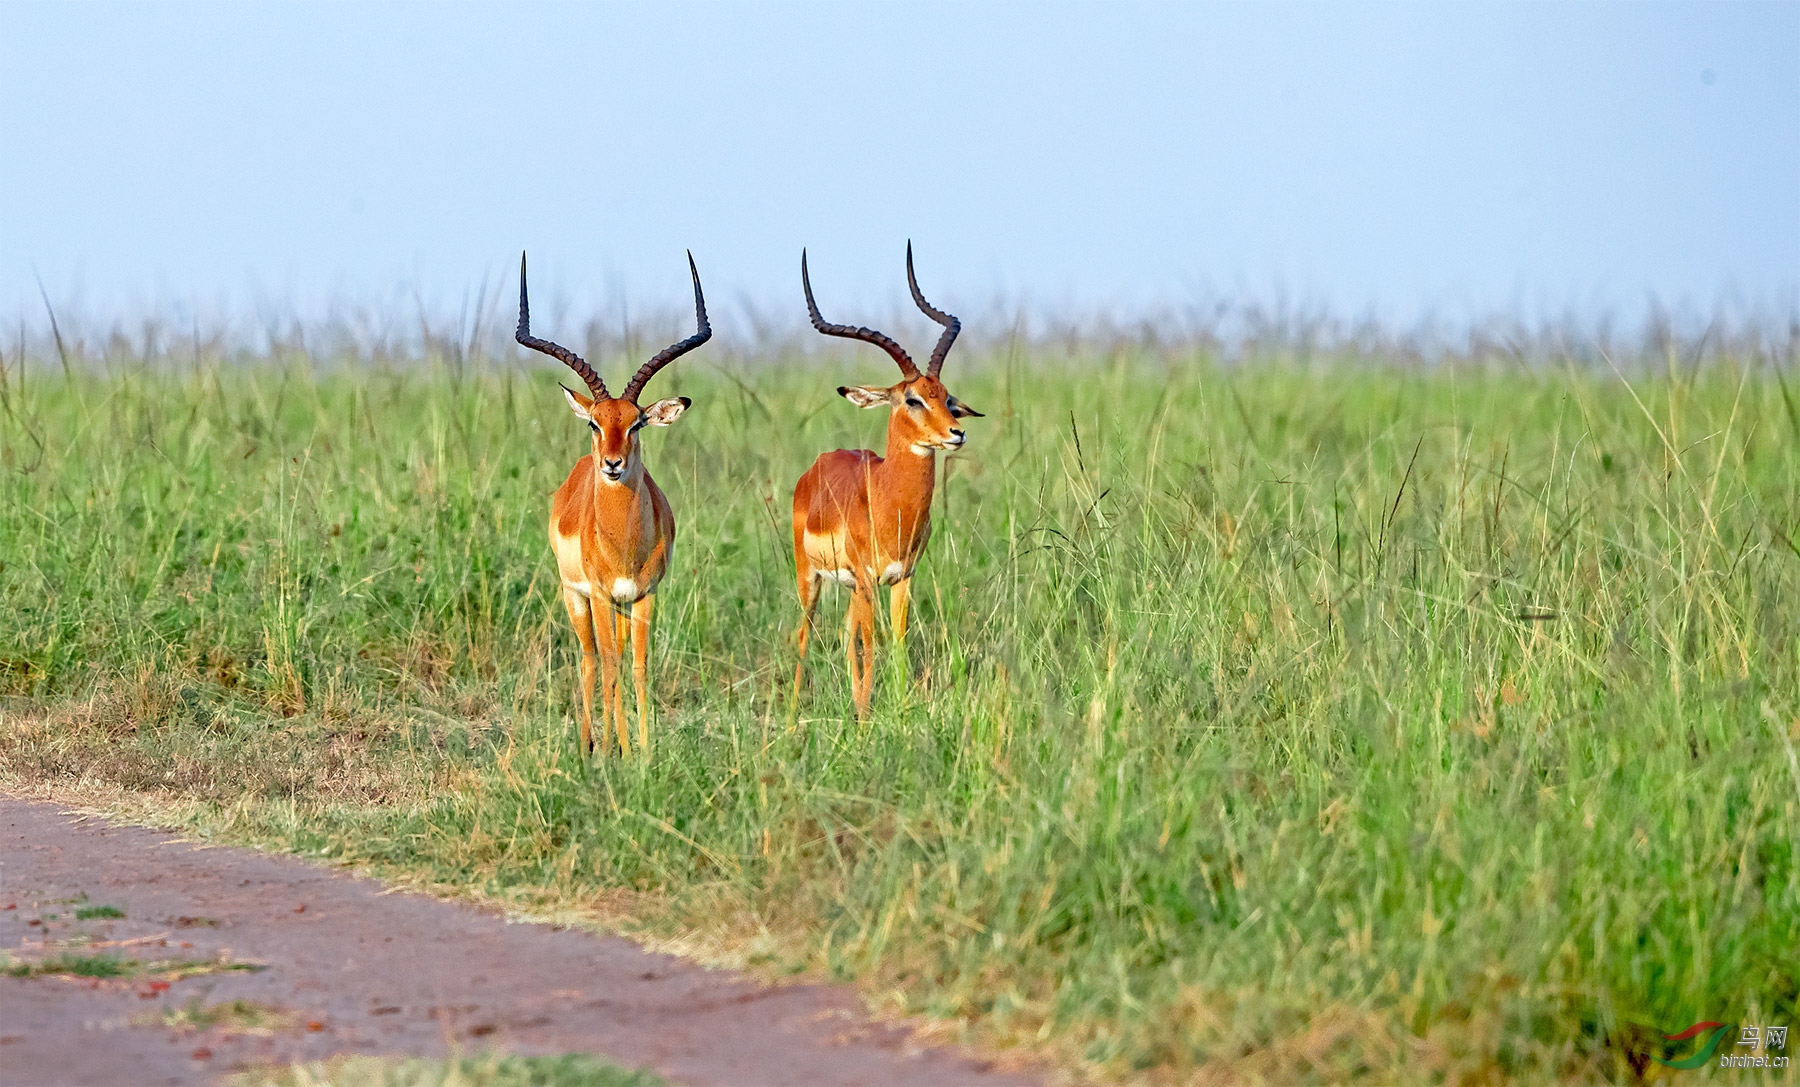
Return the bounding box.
[0,796,1041,1087]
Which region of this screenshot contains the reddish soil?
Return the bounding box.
[0,796,1039,1087]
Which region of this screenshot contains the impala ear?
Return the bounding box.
[561,385,594,419]
[640,396,691,426]
[947,396,984,419]
[838,385,891,409]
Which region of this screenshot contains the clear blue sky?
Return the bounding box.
[2,1,1795,336]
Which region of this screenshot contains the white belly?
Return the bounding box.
[805,528,853,584]
[559,577,641,605]
[804,528,910,587]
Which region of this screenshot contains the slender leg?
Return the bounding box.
[613,608,634,756]
[847,580,877,716]
[562,588,599,754]
[888,576,912,645]
[793,571,820,698]
[631,594,654,755]
[598,603,627,757]
[842,600,860,710]
[859,592,877,708]
[885,576,914,690]
[791,511,820,700]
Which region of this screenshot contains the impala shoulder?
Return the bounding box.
[552,502,588,540]
[553,454,594,499]
[648,478,676,535]
[551,468,592,536]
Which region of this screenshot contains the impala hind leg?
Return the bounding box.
[631,594,655,755]
[561,589,600,754]
[793,568,821,699]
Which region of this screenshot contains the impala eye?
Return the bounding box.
[905,396,925,410]
[588,421,599,433]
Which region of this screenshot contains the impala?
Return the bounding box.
[517,251,709,756]
[791,244,983,714]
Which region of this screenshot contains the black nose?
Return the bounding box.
[950,429,964,439]
[604,457,623,467]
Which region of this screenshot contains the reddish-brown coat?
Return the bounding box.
[517,250,707,759]
[550,391,688,755]
[792,374,979,714]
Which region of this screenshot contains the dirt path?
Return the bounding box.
[0,797,1038,1087]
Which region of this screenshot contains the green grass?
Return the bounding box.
[233,1053,662,1087]
[2,348,1797,1082]
[74,904,126,919]
[6,953,133,978]
[5,951,262,980]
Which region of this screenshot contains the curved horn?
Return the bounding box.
[622,251,711,403]
[906,241,960,378]
[802,249,919,379]
[516,252,607,400]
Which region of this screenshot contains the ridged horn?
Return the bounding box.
[622,251,711,403]
[801,249,920,379]
[906,242,960,378]
[516,252,607,400]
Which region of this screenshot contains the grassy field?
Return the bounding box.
[2,345,1797,1082]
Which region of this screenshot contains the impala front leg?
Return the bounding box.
[858,590,878,711]
[562,589,600,755]
[631,594,655,755]
[599,604,629,757]
[888,576,912,646]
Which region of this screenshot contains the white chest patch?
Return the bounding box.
[610,578,638,603]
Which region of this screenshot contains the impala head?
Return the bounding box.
[559,387,690,482]
[836,374,981,451]
[803,243,983,453]
[516,251,709,485]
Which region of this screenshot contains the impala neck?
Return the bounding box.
[881,412,937,500]
[590,455,652,513]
